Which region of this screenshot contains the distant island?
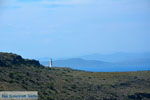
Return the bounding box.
[0,52,150,100]
[40,52,150,72]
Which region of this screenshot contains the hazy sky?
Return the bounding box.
[0,0,150,58]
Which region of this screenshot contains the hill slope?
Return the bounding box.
[0,52,150,100]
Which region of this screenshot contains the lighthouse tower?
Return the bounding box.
[49,59,53,67]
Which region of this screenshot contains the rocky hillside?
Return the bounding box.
[0,52,41,67]
[0,52,150,100]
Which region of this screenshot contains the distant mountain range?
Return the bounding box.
[41,58,112,67]
[80,52,150,62]
[40,59,150,72]
[39,52,150,72]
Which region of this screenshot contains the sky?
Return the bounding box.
[0,0,150,59]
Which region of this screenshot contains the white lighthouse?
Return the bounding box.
[49,59,53,67]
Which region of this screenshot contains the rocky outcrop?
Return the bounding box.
[0,52,41,67]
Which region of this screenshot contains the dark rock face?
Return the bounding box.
[24,59,41,66]
[0,52,41,67]
[128,93,150,100]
